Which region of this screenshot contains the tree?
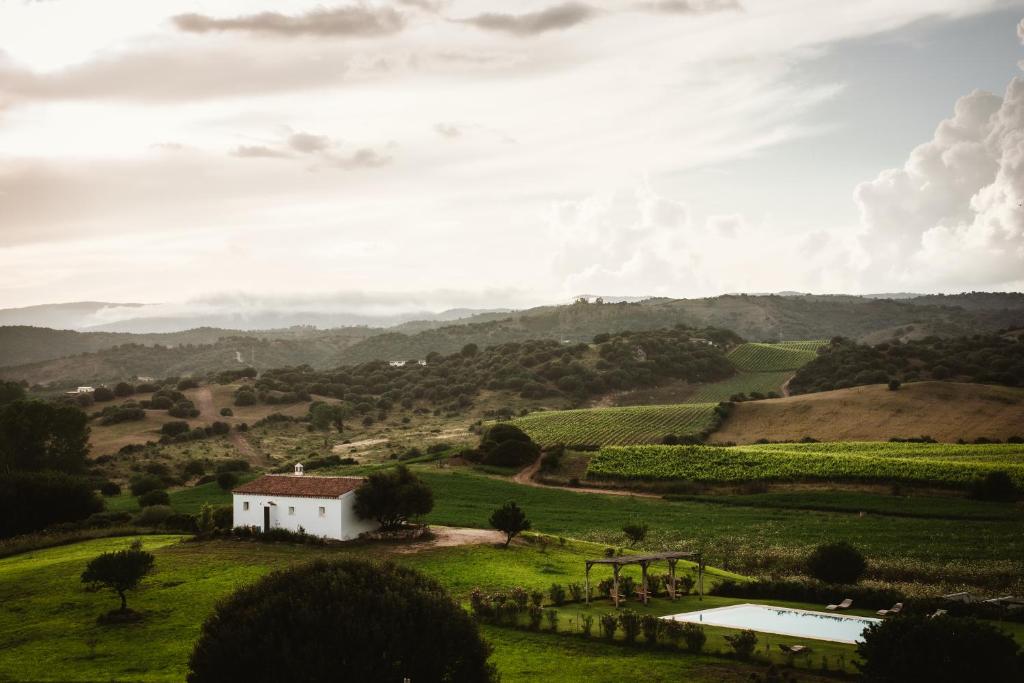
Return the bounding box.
[888,378,901,391]
[489,501,531,547]
[0,380,25,406]
[0,471,102,538]
[81,544,155,613]
[138,489,170,507]
[0,400,90,474]
[113,382,135,398]
[188,560,495,683]
[477,423,540,467]
[160,421,190,437]
[622,519,648,545]
[353,465,433,530]
[310,402,350,432]
[92,386,115,402]
[806,541,867,584]
[857,615,1022,682]
[216,471,238,491]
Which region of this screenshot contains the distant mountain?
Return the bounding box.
[0,302,144,330]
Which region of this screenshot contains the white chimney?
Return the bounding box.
[294,463,304,476]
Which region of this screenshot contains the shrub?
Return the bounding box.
[619,610,642,643]
[622,519,648,545]
[234,391,256,407]
[888,379,901,391]
[548,583,566,606]
[129,475,165,497]
[857,615,1022,682]
[160,421,190,437]
[137,489,170,507]
[219,408,233,417]
[482,439,540,467]
[527,605,543,630]
[81,542,155,613]
[679,575,695,596]
[724,629,757,659]
[208,421,230,436]
[99,481,121,496]
[681,622,707,652]
[806,541,867,584]
[641,614,661,645]
[353,465,433,530]
[216,472,239,491]
[212,505,233,530]
[177,379,199,391]
[545,608,558,632]
[489,501,531,547]
[580,613,594,637]
[215,459,250,473]
[567,582,584,602]
[134,505,173,526]
[600,614,618,640]
[93,386,115,402]
[99,406,145,426]
[113,382,135,397]
[969,471,1019,502]
[187,560,495,682]
[182,460,206,477]
[0,472,103,538]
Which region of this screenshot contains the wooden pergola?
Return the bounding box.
[585,551,703,608]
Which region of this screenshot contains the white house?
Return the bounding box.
[231,464,380,541]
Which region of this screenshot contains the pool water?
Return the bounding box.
[663,603,881,643]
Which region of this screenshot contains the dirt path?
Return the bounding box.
[781,373,794,397]
[193,386,216,420]
[512,460,659,498]
[390,525,505,554]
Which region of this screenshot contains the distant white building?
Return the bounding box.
[231,465,379,541]
[388,360,427,367]
[74,386,95,394]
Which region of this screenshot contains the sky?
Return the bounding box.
[1,0,1023,315]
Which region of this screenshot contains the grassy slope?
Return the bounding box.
[0,536,843,683]
[710,381,1024,444]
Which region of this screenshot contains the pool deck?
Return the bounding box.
[662,602,882,644]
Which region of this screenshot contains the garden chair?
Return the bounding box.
[826,598,853,610]
[928,609,947,619]
[877,602,903,617]
[779,644,810,655]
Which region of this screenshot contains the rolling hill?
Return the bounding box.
[709,381,1024,444]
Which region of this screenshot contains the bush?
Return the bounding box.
[600,614,618,640]
[622,519,648,545]
[681,622,707,652]
[219,408,233,417]
[641,614,661,645]
[888,378,901,391]
[857,615,1022,682]
[568,582,584,602]
[712,578,901,610]
[187,560,495,683]
[212,505,233,530]
[177,379,199,391]
[129,475,165,497]
[580,614,594,638]
[806,541,867,584]
[482,439,540,467]
[99,406,145,426]
[216,472,239,491]
[969,471,1019,502]
[0,472,103,538]
[161,421,191,437]
[724,629,757,659]
[619,610,642,643]
[353,465,433,530]
[208,421,230,436]
[215,459,250,473]
[134,505,174,526]
[138,489,170,507]
[113,382,135,398]
[93,387,115,402]
[234,391,256,407]
[548,583,566,606]
[99,481,121,496]
[182,460,206,478]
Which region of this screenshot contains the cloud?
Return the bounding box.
[434,123,461,138]
[1018,18,1024,44]
[638,0,742,14]
[396,0,446,12]
[232,145,292,159]
[172,5,405,37]
[854,77,1024,289]
[459,3,596,36]
[288,132,332,153]
[326,147,392,169]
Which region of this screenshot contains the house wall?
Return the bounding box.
[233,491,380,541]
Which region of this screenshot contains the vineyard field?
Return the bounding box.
[727,341,827,372]
[744,441,1024,463]
[687,371,792,402]
[512,403,717,446]
[586,443,1024,488]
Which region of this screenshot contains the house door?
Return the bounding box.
[263,506,270,533]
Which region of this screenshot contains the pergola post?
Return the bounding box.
[698,557,704,601]
[640,560,650,605]
[585,562,591,605]
[668,559,677,600]
[612,564,621,608]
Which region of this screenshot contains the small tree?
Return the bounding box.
[81,544,155,613]
[353,465,433,530]
[216,471,238,491]
[622,519,648,546]
[888,378,901,391]
[806,541,867,584]
[489,501,531,547]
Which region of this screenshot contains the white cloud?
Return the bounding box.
[854,77,1024,290]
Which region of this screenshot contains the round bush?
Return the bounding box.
[138,489,170,507]
[806,541,867,584]
[482,439,540,467]
[129,475,165,497]
[216,472,238,491]
[160,421,190,437]
[99,481,121,497]
[134,504,174,526]
[187,560,495,683]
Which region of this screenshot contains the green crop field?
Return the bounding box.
[586,443,1024,489]
[686,371,792,402]
[512,403,717,446]
[744,441,1024,462]
[726,341,826,372]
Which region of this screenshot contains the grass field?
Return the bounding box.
[726,342,826,372]
[586,444,1024,489]
[513,403,717,446]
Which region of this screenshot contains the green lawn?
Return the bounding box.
[104,476,256,515]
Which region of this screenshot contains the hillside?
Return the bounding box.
[709,381,1024,444]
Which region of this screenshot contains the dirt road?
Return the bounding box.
[512,460,658,498]
[390,526,505,554]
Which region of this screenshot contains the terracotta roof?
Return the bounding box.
[232,475,364,499]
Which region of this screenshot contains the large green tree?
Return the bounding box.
[81,543,155,613]
[0,400,90,473]
[353,465,433,530]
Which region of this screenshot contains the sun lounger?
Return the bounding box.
[942,592,975,603]
[928,609,947,619]
[779,644,811,655]
[877,602,903,617]
[826,598,853,611]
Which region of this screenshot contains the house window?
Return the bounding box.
[318,506,326,517]
[243,502,250,511]
[288,506,295,516]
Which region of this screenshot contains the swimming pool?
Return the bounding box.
[663,603,881,643]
